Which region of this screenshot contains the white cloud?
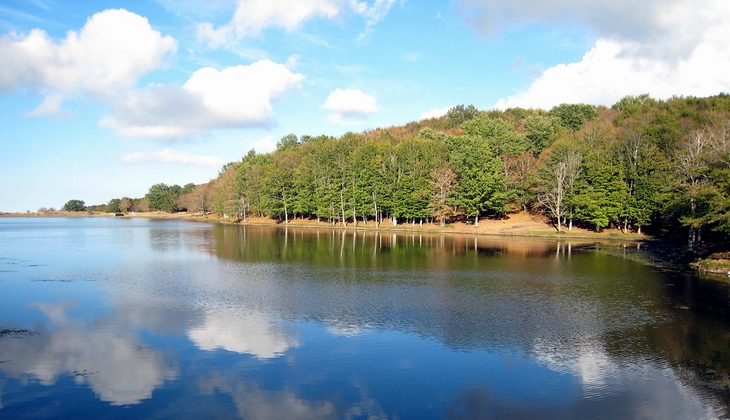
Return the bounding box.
[420,105,453,120]
[187,311,298,359]
[25,92,72,118]
[457,0,725,62]
[0,9,176,114]
[197,0,342,47]
[350,0,396,39]
[197,0,396,47]
[495,34,730,110]
[253,135,277,154]
[122,148,226,167]
[322,88,377,124]
[484,0,730,109]
[101,60,304,140]
[285,54,301,70]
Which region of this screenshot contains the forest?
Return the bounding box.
[78,94,730,247]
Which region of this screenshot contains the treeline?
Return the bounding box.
[97,94,730,245]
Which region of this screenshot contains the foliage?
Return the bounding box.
[146,183,183,213]
[68,94,730,248]
[446,104,479,127]
[63,199,86,212]
[549,103,598,131]
[105,198,121,213]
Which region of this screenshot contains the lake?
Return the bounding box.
[0,217,729,419]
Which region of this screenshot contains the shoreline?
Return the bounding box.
[3,210,727,277]
[1,210,648,240]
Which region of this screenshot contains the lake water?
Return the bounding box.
[1,217,730,419]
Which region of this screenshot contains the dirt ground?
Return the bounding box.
[180,211,643,240]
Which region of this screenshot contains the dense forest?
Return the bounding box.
[76,94,730,247]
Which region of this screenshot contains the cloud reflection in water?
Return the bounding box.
[0,302,177,405]
[187,311,298,359]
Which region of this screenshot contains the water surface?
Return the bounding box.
[0,217,729,419]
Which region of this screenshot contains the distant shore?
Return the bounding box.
[3,210,727,277]
[1,210,645,239]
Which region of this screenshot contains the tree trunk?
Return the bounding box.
[340,188,347,227]
[475,215,479,227]
[283,194,288,224]
[372,190,379,229]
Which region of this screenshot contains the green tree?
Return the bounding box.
[446,104,479,127]
[462,115,529,156]
[106,198,121,213]
[612,94,657,114]
[63,199,86,212]
[549,103,598,131]
[277,133,299,151]
[147,183,180,213]
[445,135,510,226]
[523,115,559,154]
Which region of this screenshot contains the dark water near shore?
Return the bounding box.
[1,217,730,419]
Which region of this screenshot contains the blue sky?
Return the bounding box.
[1,0,728,212]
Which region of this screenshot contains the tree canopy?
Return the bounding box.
[89,94,730,248]
[63,199,86,212]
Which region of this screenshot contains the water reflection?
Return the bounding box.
[199,374,336,420]
[0,302,177,405]
[188,311,298,359]
[2,219,730,418]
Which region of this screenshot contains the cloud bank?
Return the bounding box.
[465,0,730,109]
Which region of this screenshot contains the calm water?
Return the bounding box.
[1,218,730,419]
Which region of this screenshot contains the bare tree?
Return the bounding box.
[675,128,711,246]
[538,161,567,232]
[119,197,133,214]
[563,150,583,230]
[430,166,457,227]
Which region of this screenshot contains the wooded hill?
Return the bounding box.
[114,94,730,246]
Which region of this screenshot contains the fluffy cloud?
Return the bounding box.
[420,105,453,120]
[0,9,176,114]
[197,0,396,47]
[484,0,730,109]
[197,0,342,47]
[101,60,304,139]
[322,88,378,124]
[495,32,730,109]
[122,148,226,167]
